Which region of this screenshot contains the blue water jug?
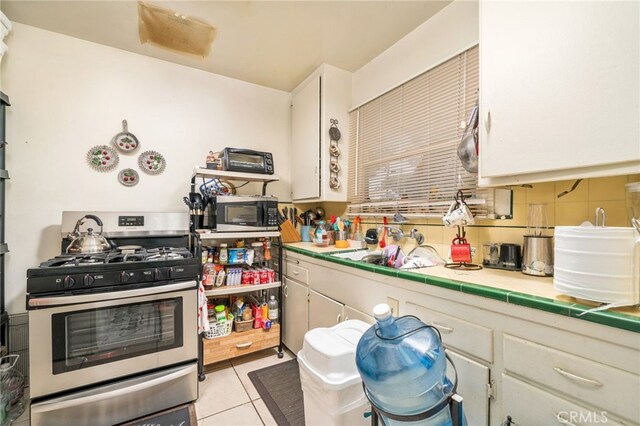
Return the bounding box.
[355,304,465,426]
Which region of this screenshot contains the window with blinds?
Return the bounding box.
[348,45,490,218]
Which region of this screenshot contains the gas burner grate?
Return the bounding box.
[105,251,148,264]
[40,254,108,268]
[146,247,193,261]
[37,247,193,268]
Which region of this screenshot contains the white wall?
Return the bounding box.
[1,23,291,314]
[351,0,479,108]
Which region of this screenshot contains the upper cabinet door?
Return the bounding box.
[479,1,640,186]
[291,75,321,201]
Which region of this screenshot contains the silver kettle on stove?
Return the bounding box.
[66,214,112,254]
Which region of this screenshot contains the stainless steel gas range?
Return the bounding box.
[26,212,199,426]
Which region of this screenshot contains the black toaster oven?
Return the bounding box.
[220,148,274,175]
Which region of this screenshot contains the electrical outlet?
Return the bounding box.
[387,297,399,316]
[471,246,477,257]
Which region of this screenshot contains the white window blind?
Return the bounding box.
[348,46,488,218]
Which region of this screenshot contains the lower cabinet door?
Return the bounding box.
[308,289,344,330]
[282,277,309,355]
[501,374,624,426]
[447,350,490,426]
[343,305,375,324]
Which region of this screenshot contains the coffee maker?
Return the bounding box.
[522,203,553,276]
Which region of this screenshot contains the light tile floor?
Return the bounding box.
[12,347,295,426]
[196,347,295,426]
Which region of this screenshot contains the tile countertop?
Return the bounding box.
[283,242,640,333]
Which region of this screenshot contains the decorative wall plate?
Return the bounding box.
[87,145,119,171]
[112,120,140,153]
[118,168,139,186]
[138,150,166,175]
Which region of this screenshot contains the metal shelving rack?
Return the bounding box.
[190,169,284,381]
[0,92,10,355]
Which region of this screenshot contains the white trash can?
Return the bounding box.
[297,319,371,426]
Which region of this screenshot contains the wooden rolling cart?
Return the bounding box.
[190,168,284,381]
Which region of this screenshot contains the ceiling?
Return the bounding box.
[1,0,451,92]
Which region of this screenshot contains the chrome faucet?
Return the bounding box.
[375,225,424,244]
[409,228,424,245]
[377,225,404,240]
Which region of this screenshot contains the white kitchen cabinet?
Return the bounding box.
[343,305,374,325]
[291,64,352,202]
[447,350,490,426]
[479,1,640,186]
[502,333,640,424]
[406,300,492,426]
[282,248,640,426]
[501,375,626,426]
[282,277,308,355]
[308,289,344,329]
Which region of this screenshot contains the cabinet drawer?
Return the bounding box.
[502,374,625,426]
[203,324,280,365]
[406,302,494,363]
[285,260,309,284]
[503,334,640,423]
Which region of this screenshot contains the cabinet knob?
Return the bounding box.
[336,313,341,324]
[236,342,253,349]
[283,285,288,297]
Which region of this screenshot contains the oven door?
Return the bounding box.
[28,281,197,399]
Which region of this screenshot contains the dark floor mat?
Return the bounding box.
[248,359,305,426]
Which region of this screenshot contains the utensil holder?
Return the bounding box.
[335,231,349,241]
[279,220,301,243]
[301,225,312,242]
[190,214,203,231]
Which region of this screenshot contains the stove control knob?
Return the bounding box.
[63,276,76,289]
[83,274,95,287]
[120,271,130,283]
[166,267,175,279]
[154,268,162,280]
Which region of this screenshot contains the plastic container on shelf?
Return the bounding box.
[204,314,234,339]
[219,243,228,265]
[297,320,371,426]
[355,304,465,426]
[214,305,227,322]
[252,242,264,263]
[267,295,279,323]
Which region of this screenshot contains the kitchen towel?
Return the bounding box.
[197,282,210,333]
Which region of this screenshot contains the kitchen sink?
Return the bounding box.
[330,249,404,268]
[330,250,382,262]
[330,245,445,269]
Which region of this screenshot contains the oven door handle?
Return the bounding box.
[30,363,196,415]
[29,280,197,307]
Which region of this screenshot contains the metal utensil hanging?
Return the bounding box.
[328,118,341,189]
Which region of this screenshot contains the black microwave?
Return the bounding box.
[207,196,278,232]
[220,148,274,175]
